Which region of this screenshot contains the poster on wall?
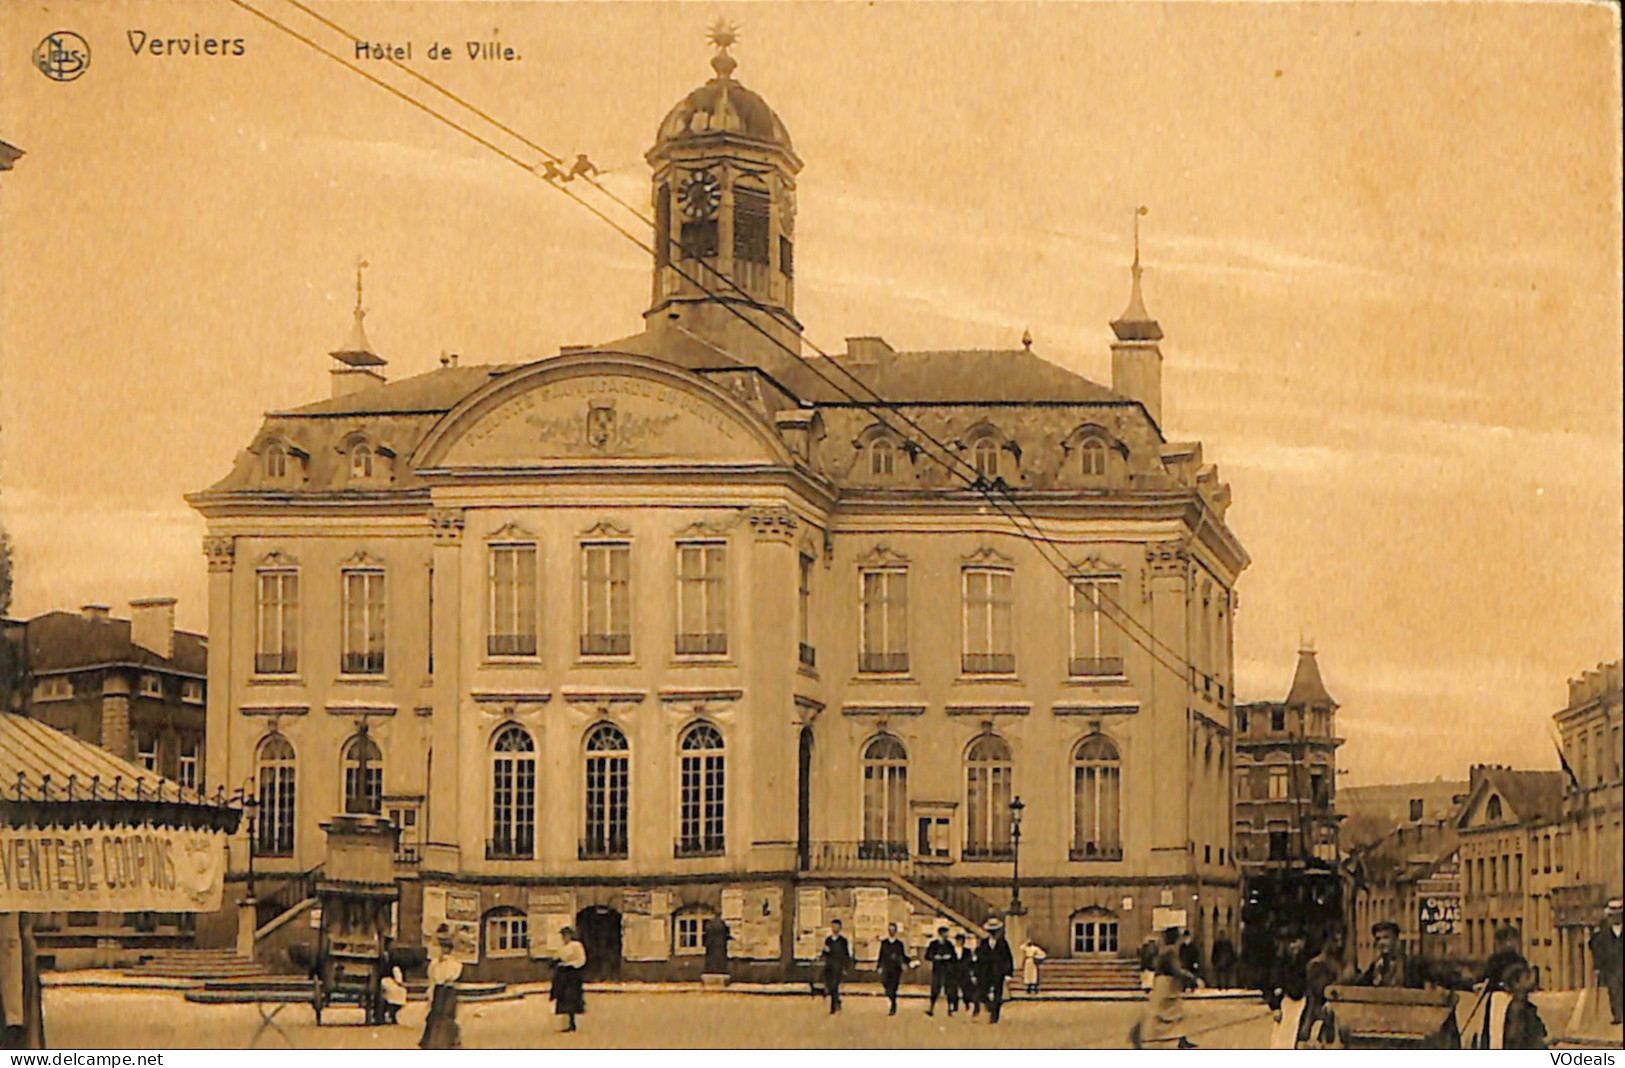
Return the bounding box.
[1151,907,1187,934]
[527,889,575,958]
[622,888,673,961]
[795,887,825,960]
[421,885,481,963]
[853,887,889,961]
[726,886,781,960]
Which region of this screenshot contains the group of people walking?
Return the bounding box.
[818,917,1020,1022]
[416,922,589,1048]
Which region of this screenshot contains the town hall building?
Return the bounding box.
[188,31,1248,981]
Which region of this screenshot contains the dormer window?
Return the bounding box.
[352,444,374,479]
[1082,439,1107,477]
[264,444,287,479]
[973,438,1000,481]
[870,439,896,477]
[1486,795,1503,822]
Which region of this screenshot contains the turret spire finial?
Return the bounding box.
[707,19,740,79]
[1111,207,1162,341]
[354,257,369,318]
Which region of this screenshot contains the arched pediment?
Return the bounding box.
[413,353,795,470]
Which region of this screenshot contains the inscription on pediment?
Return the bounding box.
[444,374,773,465]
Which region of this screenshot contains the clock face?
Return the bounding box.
[679,171,722,220]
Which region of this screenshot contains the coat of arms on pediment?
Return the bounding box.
[527,398,680,456]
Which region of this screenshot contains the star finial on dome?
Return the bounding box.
[707,18,740,79]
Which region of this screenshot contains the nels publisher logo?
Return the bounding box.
[34,30,90,81]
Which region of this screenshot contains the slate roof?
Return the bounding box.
[1285,648,1337,708]
[1459,768,1567,830]
[788,348,1124,405]
[268,338,1126,417]
[23,611,207,677]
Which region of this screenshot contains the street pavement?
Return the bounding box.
[44,987,1277,1049]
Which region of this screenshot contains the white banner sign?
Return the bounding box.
[0,826,227,912]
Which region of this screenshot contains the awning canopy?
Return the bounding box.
[0,714,239,912]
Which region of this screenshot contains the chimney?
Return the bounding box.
[130,597,177,660]
[82,604,111,622]
[844,336,894,367]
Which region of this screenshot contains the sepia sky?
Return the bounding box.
[1,2,1620,785]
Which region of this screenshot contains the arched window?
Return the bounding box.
[965,735,1013,859]
[256,734,297,857]
[870,439,895,477]
[484,906,529,958]
[583,723,630,859]
[351,444,374,479]
[1486,795,1503,822]
[678,723,725,856]
[1072,734,1122,859]
[973,438,1000,480]
[1081,438,1107,477]
[862,735,908,858]
[342,732,383,814]
[490,725,536,859]
[264,444,286,479]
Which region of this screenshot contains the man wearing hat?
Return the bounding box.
[975,918,1016,1023]
[1590,899,1623,1025]
[1357,920,1418,989]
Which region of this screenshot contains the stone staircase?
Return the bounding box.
[127,948,270,980]
[1036,957,1142,992]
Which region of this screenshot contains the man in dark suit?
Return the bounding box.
[924,926,958,1016]
[954,933,978,1015]
[1590,899,1623,1025]
[820,919,852,1015]
[877,922,912,1016]
[976,918,1016,1023]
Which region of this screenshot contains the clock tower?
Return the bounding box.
[646,24,804,375]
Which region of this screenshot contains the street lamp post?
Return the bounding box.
[242,788,260,902]
[1009,796,1026,915]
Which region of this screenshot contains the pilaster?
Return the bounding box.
[745,506,798,872]
[203,535,235,810]
[1146,542,1192,870]
[424,507,465,873]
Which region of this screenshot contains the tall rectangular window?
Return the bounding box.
[1268,766,1290,800]
[581,542,632,657]
[962,568,1014,674]
[487,543,538,657]
[255,569,299,675]
[654,182,672,267]
[1069,577,1124,677]
[675,541,727,655]
[137,735,158,773]
[178,743,199,790]
[859,569,908,674]
[798,552,815,668]
[341,568,386,674]
[733,188,770,264]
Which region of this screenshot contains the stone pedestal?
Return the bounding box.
[237,898,258,958]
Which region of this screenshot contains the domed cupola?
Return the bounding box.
[645,22,805,374]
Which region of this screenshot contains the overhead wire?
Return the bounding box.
[231,0,1220,699]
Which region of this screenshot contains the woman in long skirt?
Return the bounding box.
[419,926,463,1050]
[552,927,588,1033]
[1132,927,1198,1049]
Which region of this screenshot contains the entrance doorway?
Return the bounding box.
[797,727,813,871]
[575,905,623,980]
